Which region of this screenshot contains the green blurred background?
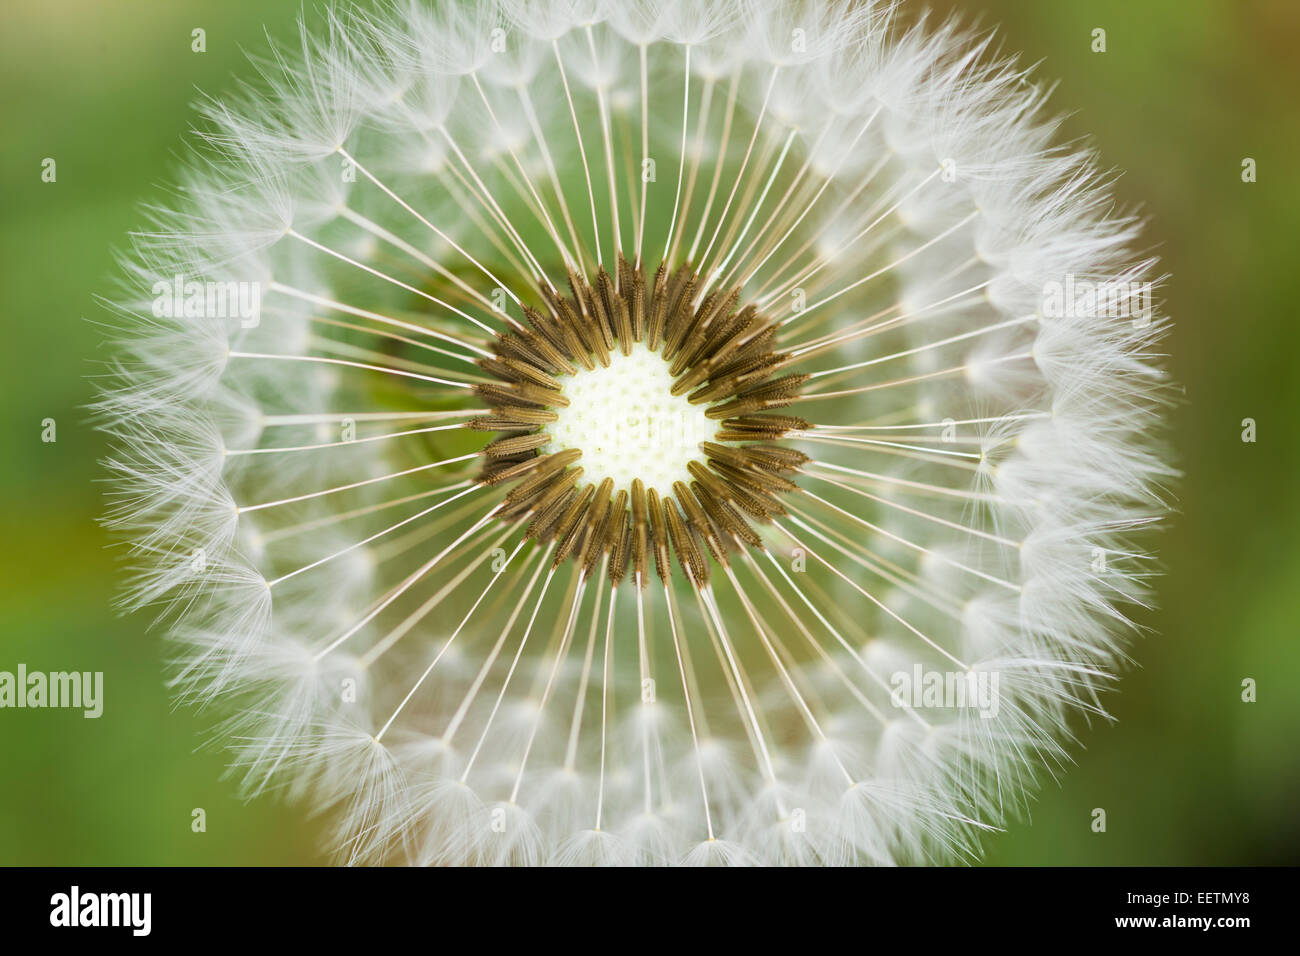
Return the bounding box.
[1,0,1295,865]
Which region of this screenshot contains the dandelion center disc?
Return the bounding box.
[471,257,812,583]
[548,345,716,496]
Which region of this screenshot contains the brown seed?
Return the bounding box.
[646,261,669,351]
[691,480,763,549]
[607,507,633,586]
[646,487,672,585]
[525,486,578,540]
[467,407,560,430]
[554,481,604,567]
[585,488,627,580]
[501,465,583,518]
[663,496,709,587]
[673,479,727,566]
[630,478,650,586]
[489,446,579,487]
[484,432,553,459]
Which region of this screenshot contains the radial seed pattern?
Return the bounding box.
[473,257,811,586]
[97,0,1171,866]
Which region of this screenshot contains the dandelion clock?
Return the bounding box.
[98,0,1172,865]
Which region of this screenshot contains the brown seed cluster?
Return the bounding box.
[470,255,811,588]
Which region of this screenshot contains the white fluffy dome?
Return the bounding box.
[97,0,1172,865]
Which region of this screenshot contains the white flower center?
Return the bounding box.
[548,344,717,496]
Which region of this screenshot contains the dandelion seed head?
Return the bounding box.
[98,0,1172,865]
